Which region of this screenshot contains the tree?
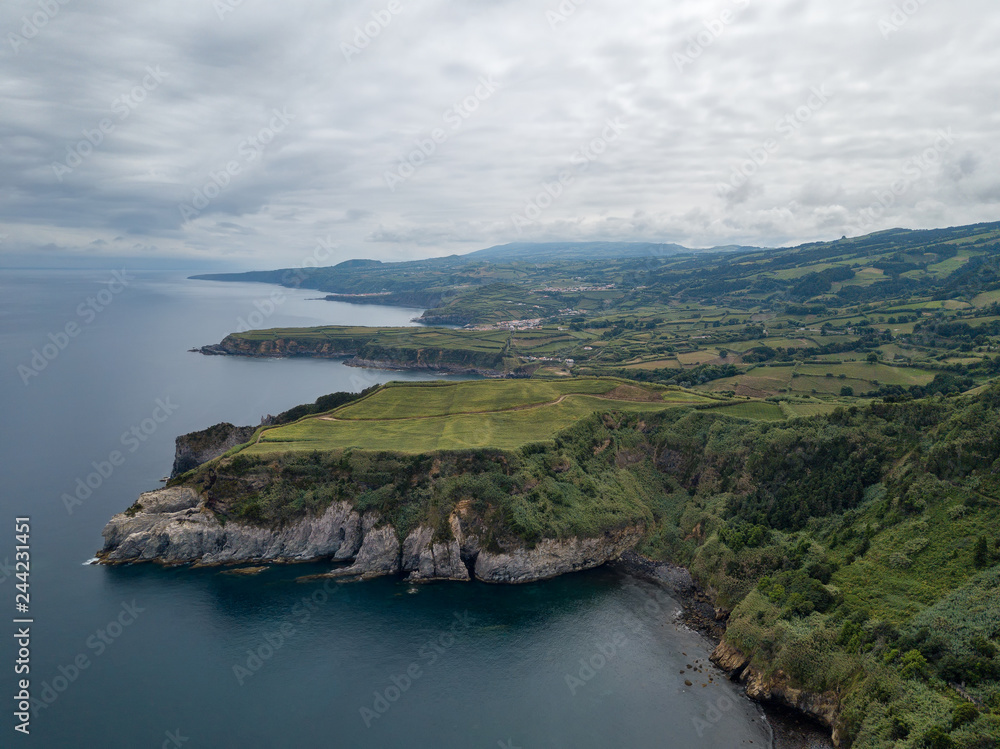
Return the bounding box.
[841,386,855,397]
[867,352,880,364]
[923,725,955,749]
[900,649,929,679]
[952,702,978,729]
[974,536,990,569]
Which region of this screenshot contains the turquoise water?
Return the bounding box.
[0,270,771,748]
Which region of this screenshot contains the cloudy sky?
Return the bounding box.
[1,0,998,269]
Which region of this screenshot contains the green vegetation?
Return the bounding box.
[244,379,718,454]
[204,222,1000,399]
[185,223,1000,746]
[172,379,1000,747]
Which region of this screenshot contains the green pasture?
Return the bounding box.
[241,379,719,454]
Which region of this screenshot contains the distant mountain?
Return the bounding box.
[465,241,691,262]
[192,239,755,287]
[191,223,1000,311]
[464,241,762,262]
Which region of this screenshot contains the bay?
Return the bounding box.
[0,270,772,748]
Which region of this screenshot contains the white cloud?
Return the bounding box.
[1,0,998,267]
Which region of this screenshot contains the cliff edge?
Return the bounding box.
[99,486,643,585]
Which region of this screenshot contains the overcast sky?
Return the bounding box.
[1,0,998,269]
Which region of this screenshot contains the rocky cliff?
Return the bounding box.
[99,487,642,584]
[711,640,842,746]
[172,423,257,477]
[100,487,365,565]
[199,335,361,359]
[198,335,508,376]
[473,529,644,583]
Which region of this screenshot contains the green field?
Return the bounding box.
[333,378,616,420]
[704,362,939,398]
[779,401,840,418]
[704,401,786,421]
[244,378,719,454]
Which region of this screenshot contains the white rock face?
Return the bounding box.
[100,488,363,565]
[101,488,642,584]
[323,523,401,581]
[474,527,645,584]
[401,525,469,582]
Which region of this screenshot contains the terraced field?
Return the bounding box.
[705,362,938,397]
[242,378,719,454]
[702,401,786,421]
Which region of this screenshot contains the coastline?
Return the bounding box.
[612,552,836,749]
[101,487,836,749]
[197,344,513,378]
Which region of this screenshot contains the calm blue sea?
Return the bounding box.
[0,270,771,748]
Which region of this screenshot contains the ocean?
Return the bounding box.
[0,269,772,748]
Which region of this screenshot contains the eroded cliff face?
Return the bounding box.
[474,529,645,584]
[99,487,642,584]
[711,640,842,746]
[100,487,364,565]
[199,336,508,376]
[172,423,257,477]
[200,336,360,359]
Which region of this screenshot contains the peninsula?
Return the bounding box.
[103,224,1000,747]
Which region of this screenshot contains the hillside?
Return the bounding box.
[106,379,1000,747]
[195,222,1000,408]
[134,221,1000,746]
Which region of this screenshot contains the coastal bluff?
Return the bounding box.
[99,486,644,585]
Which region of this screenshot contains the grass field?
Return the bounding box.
[703,362,938,397]
[242,378,721,454]
[622,358,682,370]
[973,289,1000,307]
[779,401,840,419]
[333,378,614,420]
[703,401,786,421]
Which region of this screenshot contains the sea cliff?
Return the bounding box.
[711,640,841,746]
[198,334,512,376]
[99,486,644,585]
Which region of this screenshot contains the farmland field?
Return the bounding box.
[703,401,786,421]
[242,378,720,454]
